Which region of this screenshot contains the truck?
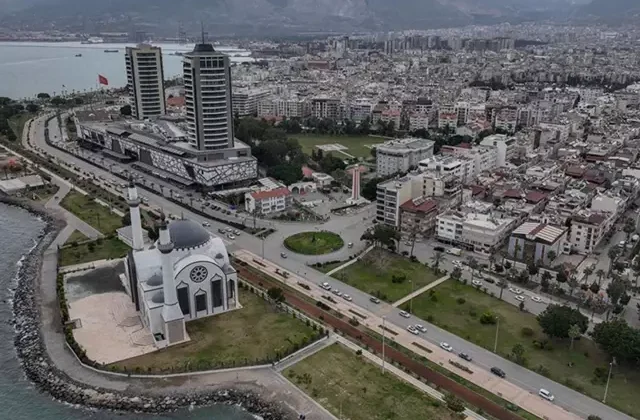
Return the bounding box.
[446,247,462,256]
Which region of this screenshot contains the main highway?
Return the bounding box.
[23,112,633,420]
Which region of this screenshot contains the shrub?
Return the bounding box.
[521,327,534,337]
[355,349,362,356]
[535,365,550,376]
[479,311,497,325]
[430,293,438,302]
[449,360,473,374]
[456,297,466,305]
[468,309,477,318]
[444,393,465,413]
[426,315,434,322]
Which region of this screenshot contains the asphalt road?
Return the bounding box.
[25,112,634,420]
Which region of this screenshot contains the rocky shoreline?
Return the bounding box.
[4,197,293,419]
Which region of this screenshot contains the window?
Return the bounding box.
[228,280,235,299]
[211,280,223,307]
[177,287,190,315]
[195,293,207,312]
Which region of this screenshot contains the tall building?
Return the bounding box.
[183,43,234,151]
[125,44,166,120]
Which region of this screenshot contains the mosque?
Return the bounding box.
[121,181,239,348]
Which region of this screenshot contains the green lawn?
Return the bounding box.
[8,113,34,142]
[292,133,386,158]
[111,289,319,373]
[284,231,344,255]
[284,343,458,420]
[60,191,123,234]
[59,237,130,266]
[331,250,441,302]
[64,229,88,245]
[405,280,640,418]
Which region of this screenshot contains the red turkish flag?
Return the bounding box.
[98,74,109,86]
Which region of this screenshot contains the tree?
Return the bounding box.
[528,262,539,283]
[596,269,606,285]
[518,300,525,312]
[26,103,39,113]
[582,266,594,285]
[608,247,621,274]
[606,279,627,307]
[590,281,601,295]
[364,224,400,250]
[467,257,479,283]
[497,280,508,300]
[633,258,640,288]
[431,251,444,270]
[592,319,640,365]
[623,218,636,242]
[120,104,132,116]
[541,271,552,292]
[568,323,582,350]
[450,267,462,281]
[444,393,465,413]
[511,343,527,365]
[555,271,568,292]
[537,305,588,339]
[546,250,557,264]
[36,92,50,99]
[267,287,285,304]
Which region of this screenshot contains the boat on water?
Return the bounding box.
[81,37,104,44]
[75,53,82,57]
[172,51,184,56]
[104,49,119,53]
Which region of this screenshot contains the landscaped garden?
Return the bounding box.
[404,279,640,417]
[330,249,441,302]
[284,343,460,420]
[284,231,344,255]
[111,288,321,373]
[59,236,130,267]
[293,133,385,159]
[60,191,123,234]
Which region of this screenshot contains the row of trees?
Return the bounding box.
[0,97,40,142]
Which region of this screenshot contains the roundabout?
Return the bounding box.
[283,231,344,255]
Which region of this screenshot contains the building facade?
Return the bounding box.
[245,187,293,215]
[436,210,516,253]
[125,44,166,120]
[376,138,435,176]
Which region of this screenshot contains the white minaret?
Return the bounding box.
[158,218,185,344]
[351,164,361,202]
[127,179,144,251]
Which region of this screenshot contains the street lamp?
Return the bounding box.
[493,316,500,353]
[603,357,616,403]
[382,316,386,375]
[409,280,414,314]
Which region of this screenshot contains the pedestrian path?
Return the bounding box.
[392,275,450,308]
[325,244,375,276]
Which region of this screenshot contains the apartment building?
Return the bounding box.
[257,96,310,118]
[494,107,518,133]
[419,155,476,185]
[380,110,402,127]
[125,44,166,120]
[311,97,342,119]
[400,197,439,237]
[480,134,517,167]
[508,222,568,265]
[376,138,435,176]
[244,187,292,215]
[349,99,374,124]
[566,210,613,254]
[440,144,498,176]
[375,176,414,227]
[436,210,516,253]
[232,88,270,116]
[409,112,430,131]
[438,104,457,129]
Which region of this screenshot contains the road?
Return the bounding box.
[23,112,634,420]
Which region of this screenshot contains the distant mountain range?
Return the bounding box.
[0,0,634,35]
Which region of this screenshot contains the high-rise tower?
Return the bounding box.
[183,42,234,151]
[157,218,185,344]
[125,44,166,120]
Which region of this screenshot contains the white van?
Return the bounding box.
[538,389,555,402]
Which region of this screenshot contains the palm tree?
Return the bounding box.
[582,266,594,285]
[608,247,620,275]
[513,242,522,260]
[450,267,462,281]
[546,250,557,264]
[596,268,606,286]
[431,251,444,271]
[467,256,479,283]
[488,254,496,271]
[623,218,636,243]
[497,279,508,300]
[541,270,553,292]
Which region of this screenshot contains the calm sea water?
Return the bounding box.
[0,203,255,420]
[0,41,252,99]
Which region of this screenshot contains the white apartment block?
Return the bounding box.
[494,107,518,133]
[591,193,628,218]
[480,134,517,167]
[257,97,310,118]
[245,187,292,215]
[376,177,414,227]
[232,88,270,116]
[349,99,374,124]
[436,210,516,253]
[125,44,166,120]
[311,97,342,119]
[438,104,457,129]
[440,144,498,176]
[566,210,613,255]
[409,112,429,131]
[376,138,435,176]
[419,155,476,185]
[381,110,402,127]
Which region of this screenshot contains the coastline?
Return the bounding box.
[3,196,293,419]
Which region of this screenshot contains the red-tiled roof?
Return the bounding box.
[400,199,438,213]
[469,185,486,196]
[166,96,185,107]
[503,189,524,199]
[250,187,291,200]
[525,191,547,204]
[302,166,314,177]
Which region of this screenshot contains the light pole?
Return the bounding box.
[493,316,500,353]
[603,357,616,403]
[409,280,414,314]
[382,316,386,374]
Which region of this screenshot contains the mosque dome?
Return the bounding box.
[147,273,163,287]
[168,219,211,250]
[151,291,164,304]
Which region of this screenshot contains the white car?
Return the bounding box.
[508,287,518,294]
[407,325,419,335]
[538,389,555,402]
[531,296,542,303]
[202,222,211,227]
[227,234,236,240]
[415,324,427,333]
[453,260,462,267]
[514,288,523,294]
[342,294,353,302]
[233,229,241,235]
[399,311,411,318]
[472,280,483,287]
[321,282,332,290]
[515,295,525,302]
[332,289,342,297]
[440,342,453,352]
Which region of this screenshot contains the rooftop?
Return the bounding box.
[511,222,567,245]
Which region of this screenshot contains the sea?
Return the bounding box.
[0,203,255,420]
[0,41,253,99]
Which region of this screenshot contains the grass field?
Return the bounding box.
[284,231,344,255]
[8,113,34,142]
[59,237,130,266]
[405,280,640,417]
[111,289,319,373]
[331,250,441,302]
[285,343,458,420]
[293,133,386,158]
[60,191,123,234]
[64,230,88,245]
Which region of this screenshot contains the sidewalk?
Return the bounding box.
[392,275,450,308]
[234,249,582,420]
[325,244,375,276]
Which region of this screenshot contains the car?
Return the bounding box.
[225,227,233,232]
[202,222,211,227]
[484,277,495,284]
[472,280,483,287]
[399,311,411,318]
[491,367,506,378]
[514,288,523,294]
[369,297,381,304]
[332,289,343,297]
[218,228,226,234]
[404,241,412,246]
[508,287,518,294]
[347,242,354,248]
[280,252,287,258]
[453,260,462,267]
[538,389,555,402]
[227,234,236,240]
[407,325,419,335]
[321,282,331,290]
[440,342,453,352]
[458,352,472,362]
[342,294,353,302]
[415,324,427,333]
[531,296,542,303]
[233,229,241,235]
[434,246,445,252]
[515,295,525,302]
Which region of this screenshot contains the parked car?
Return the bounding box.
[472,280,483,287]
[458,352,472,362]
[342,294,353,302]
[399,311,411,318]
[227,234,236,240]
[440,342,453,352]
[531,296,542,303]
[370,297,381,304]
[515,295,525,302]
[280,252,287,259]
[407,325,419,335]
[538,389,555,402]
[321,282,331,290]
[484,277,495,284]
[202,222,211,227]
[491,367,506,378]
[415,324,427,333]
[434,246,445,252]
[332,289,342,297]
